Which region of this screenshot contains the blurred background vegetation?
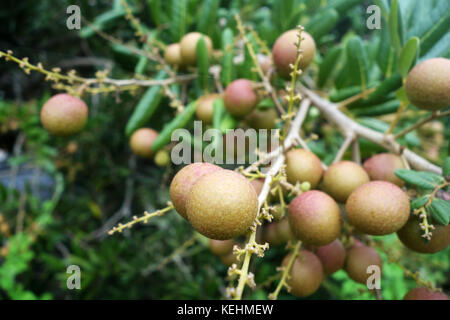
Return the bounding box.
[0,0,448,299]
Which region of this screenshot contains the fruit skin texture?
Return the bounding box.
[276,217,296,243]
[209,239,235,256]
[404,58,450,111]
[345,246,382,284]
[220,251,239,266]
[245,107,278,130]
[224,79,258,118]
[289,190,342,246]
[316,239,346,275]
[164,43,183,66]
[180,32,213,65]
[272,29,316,78]
[186,169,258,240]
[403,287,448,300]
[397,216,450,253]
[195,94,222,124]
[323,161,370,203]
[169,162,222,219]
[285,149,323,189]
[129,128,159,159]
[282,250,323,297]
[40,94,88,136]
[363,153,405,187]
[249,178,264,196]
[346,181,410,235]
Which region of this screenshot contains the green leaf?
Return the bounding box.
[411,196,429,210]
[443,157,450,177]
[388,0,402,52]
[349,74,402,108]
[221,28,234,86]
[170,0,187,42]
[352,100,399,117]
[398,37,420,78]
[429,199,450,226]
[305,9,339,40]
[346,36,370,90]
[318,46,343,88]
[394,169,443,189]
[196,37,210,92]
[197,0,220,37]
[377,22,397,76]
[326,0,365,15]
[147,0,162,26]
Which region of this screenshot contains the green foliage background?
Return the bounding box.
[0,0,448,299]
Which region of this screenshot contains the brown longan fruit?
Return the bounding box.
[289,190,342,246]
[405,58,450,111]
[322,161,370,203]
[344,245,382,284]
[180,32,213,66]
[129,128,159,159]
[40,93,88,136]
[346,181,410,235]
[169,162,222,219]
[363,153,405,187]
[164,43,183,67]
[285,149,323,189]
[276,217,296,244]
[195,93,222,125]
[220,251,239,266]
[263,222,282,246]
[272,29,316,78]
[224,79,259,118]
[185,169,258,240]
[245,107,278,130]
[403,287,448,300]
[316,239,346,275]
[249,178,264,196]
[209,239,235,256]
[282,250,324,297]
[397,215,450,254]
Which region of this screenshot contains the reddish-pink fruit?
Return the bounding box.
[316,239,346,275]
[363,153,405,187]
[185,169,258,240]
[405,58,450,111]
[249,178,264,196]
[180,32,213,65]
[282,250,324,297]
[344,245,382,284]
[209,239,235,256]
[196,94,222,124]
[272,29,316,78]
[285,149,323,189]
[164,43,183,66]
[289,190,342,246]
[129,128,159,159]
[169,163,222,219]
[224,79,258,118]
[40,93,88,136]
[403,287,448,300]
[322,161,370,203]
[346,181,410,235]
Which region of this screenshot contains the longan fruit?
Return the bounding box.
[363,153,405,187]
[220,251,239,266]
[195,94,222,124]
[185,169,258,240]
[344,245,382,284]
[169,162,222,219]
[245,107,278,130]
[285,149,323,189]
[224,79,259,118]
[209,239,235,256]
[272,29,316,78]
[129,128,159,159]
[40,93,88,136]
[346,181,410,235]
[289,190,342,246]
[322,161,370,203]
[249,178,264,196]
[276,217,296,244]
[403,287,448,300]
[164,43,183,67]
[405,58,450,111]
[316,239,346,275]
[180,32,213,65]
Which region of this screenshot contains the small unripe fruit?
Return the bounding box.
[224,79,258,118]
[363,153,405,187]
[397,215,450,254]
[195,94,222,124]
[405,58,450,111]
[154,150,170,167]
[289,190,342,246]
[40,93,88,136]
[272,29,316,78]
[276,217,296,243]
[346,181,410,235]
[186,170,258,240]
[271,204,286,221]
[180,32,213,65]
[169,163,222,219]
[285,149,323,189]
[282,250,323,297]
[209,239,235,256]
[316,239,346,275]
[129,128,159,159]
[245,107,278,130]
[220,251,239,266]
[164,43,183,66]
[344,245,382,284]
[263,222,282,245]
[323,161,370,203]
[403,287,448,300]
[249,178,264,196]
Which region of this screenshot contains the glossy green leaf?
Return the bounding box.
[318,46,343,88]
[388,0,402,52]
[196,37,210,92]
[394,169,444,190]
[305,9,339,40]
[170,0,187,41]
[429,199,450,226]
[197,0,220,37]
[347,36,370,90]
[443,157,450,177]
[411,196,429,210]
[398,37,420,77]
[221,28,234,86]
